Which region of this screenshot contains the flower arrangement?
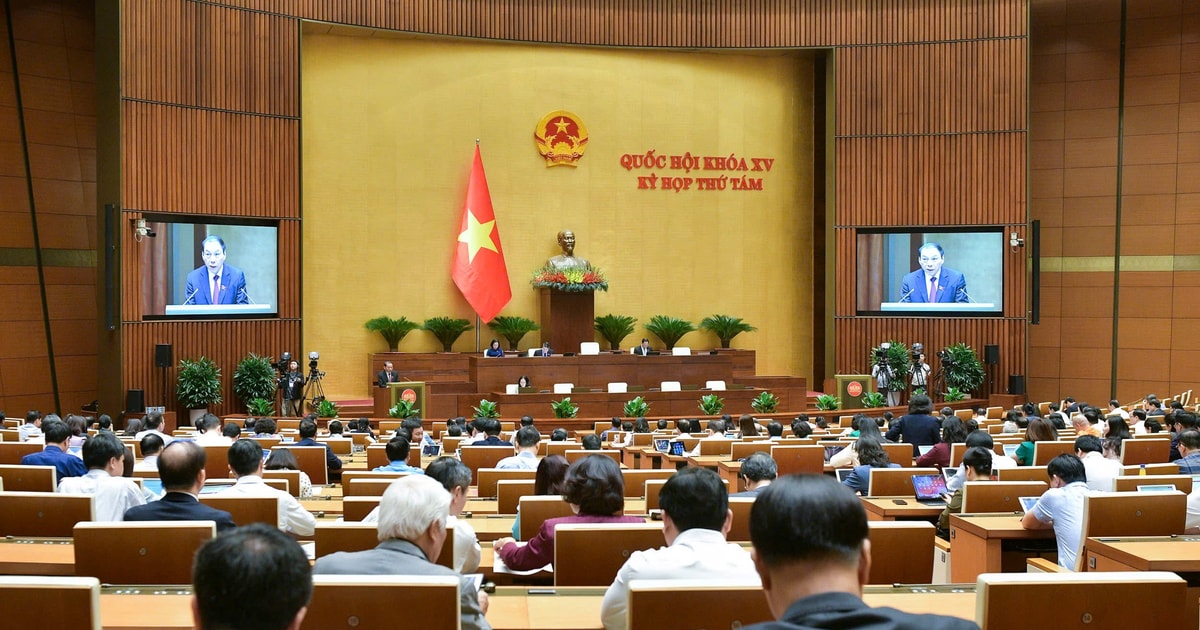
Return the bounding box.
[530,265,609,292]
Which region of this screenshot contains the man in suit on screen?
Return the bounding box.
[898,242,968,304]
[183,235,249,305]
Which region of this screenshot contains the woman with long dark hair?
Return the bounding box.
[840,434,899,495]
[1014,418,1057,466]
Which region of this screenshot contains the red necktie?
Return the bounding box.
[212,275,220,304]
[928,277,937,303]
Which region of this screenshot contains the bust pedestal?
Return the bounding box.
[538,288,595,355]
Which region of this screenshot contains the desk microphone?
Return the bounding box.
[955,286,976,303]
[238,287,256,304]
[183,287,199,305]
[898,286,915,303]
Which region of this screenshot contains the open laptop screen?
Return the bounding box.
[911,473,948,500]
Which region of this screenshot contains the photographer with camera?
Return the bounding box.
[870,343,900,407]
[911,351,930,391]
[279,356,306,417]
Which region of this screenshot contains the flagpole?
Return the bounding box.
[475,137,481,353]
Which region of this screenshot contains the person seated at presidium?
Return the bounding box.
[494,455,643,571]
[898,242,968,304]
[183,235,249,305]
[314,475,490,630]
[485,339,505,357]
[633,338,652,356]
[534,341,553,357]
[743,475,977,629]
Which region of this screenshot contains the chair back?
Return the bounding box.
[770,445,825,476]
[459,447,515,483]
[671,347,691,356]
[0,492,93,537]
[1033,441,1075,466]
[554,523,665,586]
[660,381,681,392]
[517,495,574,540]
[1121,463,1178,476]
[627,579,769,628]
[0,576,101,629]
[342,496,381,522]
[699,440,734,456]
[1076,491,1187,571]
[727,497,755,541]
[553,383,574,394]
[202,444,234,483]
[645,477,728,511]
[317,438,353,455]
[0,464,56,491]
[705,380,727,391]
[497,479,536,514]
[997,466,1049,482]
[730,441,772,460]
[366,444,420,469]
[866,467,940,497]
[346,478,406,497]
[0,442,43,465]
[620,469,676,498]
[882,443,915,467]
[961,481,1049,513]
[1121,438,1170,465]
[566,449,621,464]
[262,469,301,497]
[274,446,328,485]
[306,575,461,629]
[866,521,936,584]
[949,442,968,467]
[976,572,1185,629]
[476,468,536,498]
[1112,474,1193,493]
[580,342,601,355]
[74,520,214,584]
[607,382,628,393]
[198,495,279,526]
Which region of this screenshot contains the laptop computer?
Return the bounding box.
[942,467,958,483]
[917,444,935,456]
[1018,496,1039,513]
[911,473,949,505]
[1002,443,1020,458]
[835,468,854,483]
[653,438,670,453]
[1137,484,1177,492]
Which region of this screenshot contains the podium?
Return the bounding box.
[880,302,996,313]
[386,381,426,416]
[834,374,874,409]
[538,288,594,355]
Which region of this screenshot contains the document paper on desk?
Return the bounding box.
[492,548,552,575]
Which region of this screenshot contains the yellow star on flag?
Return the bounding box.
[458,210,498,263]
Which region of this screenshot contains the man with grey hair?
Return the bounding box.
[313,475,490,630]
[732,451,777,497]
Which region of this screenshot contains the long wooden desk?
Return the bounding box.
[948,513,1056,583]
[469,354,735,394]
[1082,535,1200,629]
[860,497,945,522]
[96,584,978,630]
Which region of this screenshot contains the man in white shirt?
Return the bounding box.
[688,419,731,456]
[134,412,174,447]
[495,426,540,470]
[1106,400,1130,421]
[193,414,232,446]
[18,410,42,442]
[220,439,316,537]
[1022,453,1090,570]
[946,431,1015,492]
[134,434,164,472]
[1074,434,1120,492]
[58,431,146,521]
[601,467,757,629]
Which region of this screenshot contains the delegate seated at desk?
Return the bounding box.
[1020,453,1088,570]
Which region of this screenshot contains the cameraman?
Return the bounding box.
[280,359,306,417]
[911,352,931,391]
[871,347,900,407]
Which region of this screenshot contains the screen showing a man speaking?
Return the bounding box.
[855,229,1004,315]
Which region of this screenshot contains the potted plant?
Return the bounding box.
[423,317,474,352]
[594,314,637,351]
[644,315,696,350]
[177,357,222,421]
[868,341,912,402]
[815,394,840,411]
[364,316,421,352]
[316,399,339,418]
[247,398,275,417]
[751,391,779,414]
[700,314,757,349]
[551,398,579,419]
[487,315,540,351]
[624,396,650,418]
[699,393,725,416]
[473,399,500,419]
[938,343,986,396]
[233,353,278,414]
[388,400,420,419]
[943,387,968,402]
[861,391,887,408]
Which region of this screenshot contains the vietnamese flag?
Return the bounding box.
[452,145,511,322]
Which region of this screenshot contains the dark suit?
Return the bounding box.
[899,268,968,303]
[533,347,552,357]
[743,591,978,630]
[297,437,342,471]
[314,539,490,630]
[123,491,236,532]
[633,345,651,356]
[183,265,249,305]
[377,369,401,388]
[885,414,942,457]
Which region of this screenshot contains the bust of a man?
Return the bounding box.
[548,229,590,270]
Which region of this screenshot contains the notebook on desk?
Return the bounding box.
[911,473,949,505]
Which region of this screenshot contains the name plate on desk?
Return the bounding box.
[164,304,275,316]
[880,302,996,313]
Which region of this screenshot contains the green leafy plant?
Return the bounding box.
[699,314,757,349]
[316,398,339,418]
[939,343,986,394]
[388,400,420,419]
[364,316,421,352]
[868,341,913,393]
[550,397,579,419]
[233,353,277,413]
[248,397,275,417]
[473,399,500,419]
[644,315,696,350]
[422,317,474,352]
[750,391,779,414]
[943,387,968,402]
[699,393,725,416]
[861,391,887,408]
[177,357,223,410]
[594,314,637,351]
[624,396,650,418]
[912,387,927,397]
[487,315,541,351]
[815,394,841,411]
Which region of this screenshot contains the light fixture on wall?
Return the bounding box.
[1009,231,1024,250]
[134,218,156,242]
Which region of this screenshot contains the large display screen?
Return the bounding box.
[856,228,1004,316]
[140,217,278,318]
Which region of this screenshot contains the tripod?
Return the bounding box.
[303,367,326,413]
[930,367,949,399]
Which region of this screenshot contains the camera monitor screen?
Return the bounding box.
[140,217,279,318]
[856,228,1004,316]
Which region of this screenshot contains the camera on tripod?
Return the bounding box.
[308,351,325,379]
[270,351,293,373]
[937,348,954,366]
[911,342,924,363]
